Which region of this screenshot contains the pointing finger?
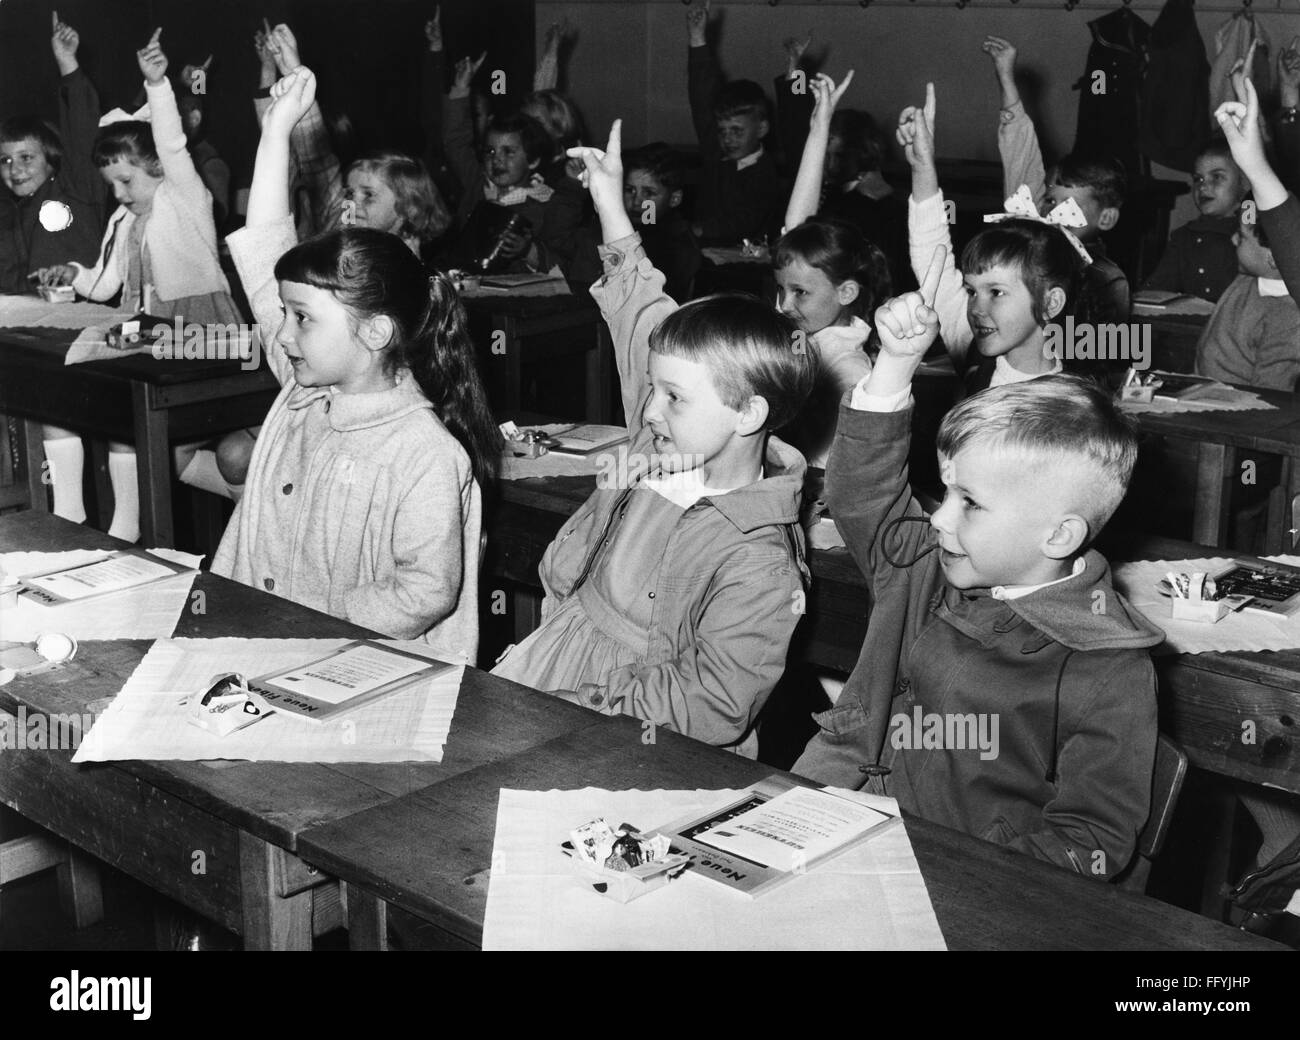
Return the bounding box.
[919,245,946,309]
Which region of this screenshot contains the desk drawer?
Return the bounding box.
[0,727,242,932]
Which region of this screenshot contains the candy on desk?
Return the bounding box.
[563,818,689,902]
[38,285,75,304]
[1163,569,1242,623]
[186,672,272,737]
[499,420,554,458]
[1119,367,1163,402]
[0,632,78,677]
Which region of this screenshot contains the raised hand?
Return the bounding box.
[181,55,213,93]
[1281,36,1300,107]
[1216,76,1269,178]
[261,66,318,138]
[137,27,167,86]
[568,119,625,216]
[784,31,812,77]
[425,6,442,52]
[451,52,487,98]
[686,0,710,47]
[874,246,945,361]
[981,36,1017,80]
[896,82,936,171]
[51,11,80,75]
[809,70,854,130]
[268,23,302,76]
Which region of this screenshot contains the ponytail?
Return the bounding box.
[405,271,503,488]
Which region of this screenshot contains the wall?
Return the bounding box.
[539,0,1300,225]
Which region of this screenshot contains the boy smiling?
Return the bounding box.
[795,252,1164,880]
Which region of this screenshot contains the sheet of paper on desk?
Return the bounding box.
[0,297,136,330]
[71,638,463,763]
[501,429,627,481]
[460,267,570,298]
[0,547,201,641]
[1119,387,1275,415]
[1112,557,1300,653]
[482,787,946,950]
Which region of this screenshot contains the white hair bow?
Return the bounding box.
[97,104,151,128]
[983,184,1093,265]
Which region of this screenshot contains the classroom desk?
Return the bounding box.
[0,511,599,950]
[462,293,614,424]
[1137,310,1208,374]
[0,326,278,547]
[1128,386,1300,553]
[295,710,1282,950]
[488,476,1300,796]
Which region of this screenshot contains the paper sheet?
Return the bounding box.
[482,787,947,951]
[71,638,463,763]
[1133,298,1216,317]
[64,326,155,365]
[0,548,201,641]
[0,297,136,330]
[460,267,571,298]
[501,427,624,481]
[1120,389,1277,415]
[1112,557,1300,653]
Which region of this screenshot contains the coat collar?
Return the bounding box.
[286,367,433,431]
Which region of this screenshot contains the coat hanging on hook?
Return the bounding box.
[1209,4,1272,116]
[1139,0,1210,174]
[1074,5,1150,178]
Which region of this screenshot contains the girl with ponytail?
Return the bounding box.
[212,67,500,663]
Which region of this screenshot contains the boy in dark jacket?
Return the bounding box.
[685,1,782,245]
[795,250,1164,881]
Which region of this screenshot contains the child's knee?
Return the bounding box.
[215,430,256,484]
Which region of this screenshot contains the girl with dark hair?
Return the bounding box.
[214,67,500,662]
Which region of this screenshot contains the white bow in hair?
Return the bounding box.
[983,184,1093,265]
[97,104,151,128]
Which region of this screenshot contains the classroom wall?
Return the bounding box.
[538,0,1300,225]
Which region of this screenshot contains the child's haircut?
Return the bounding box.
[274,229,502,486]
[1052,154,1127,211]
[92,121,162,177]
[937,373,1139,536]
[960,218,1085,325]
[486,112,553,166]
[1196,136,1237,167]
[713,79,771,124]
[623,142,687,193]
[773,217,893,321]
[520,90,586,151]
[828,109,884,176]
[0,116,62,174]
[348,151,452,242]
[649,293,814,430]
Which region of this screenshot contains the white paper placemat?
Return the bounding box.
[482,787,947,951]
[0,547,201,641]
[72,638,463,763]
[1112,557,1300,654]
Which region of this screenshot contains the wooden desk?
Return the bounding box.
[296,711,1282,950]
[1137,311,1209,374]
[0,326,278,547]
[463,293,613,424]
[488,476,1300,795]
[1128,386,1300,553]
[0,511,597,949]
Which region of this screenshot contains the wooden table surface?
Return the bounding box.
[0,511,596,946]
[296,708,1282,951]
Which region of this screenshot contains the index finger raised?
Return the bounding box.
[919,245,946,308]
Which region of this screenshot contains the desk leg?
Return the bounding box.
[512,588,541,643]
[55,848,104,928]
[238,831,313,951]
[1192,442,1235,550]
[586,324,613,424]
[132,382,173,547]
[495,315,522,415]
[21,420,48,513]
[344,884,389,951]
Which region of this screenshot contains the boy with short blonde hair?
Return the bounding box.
[795,253,1164,880]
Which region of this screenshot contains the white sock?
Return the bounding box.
[42,437,87,523]
[177,449,238,501]
[106,452,140,543]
